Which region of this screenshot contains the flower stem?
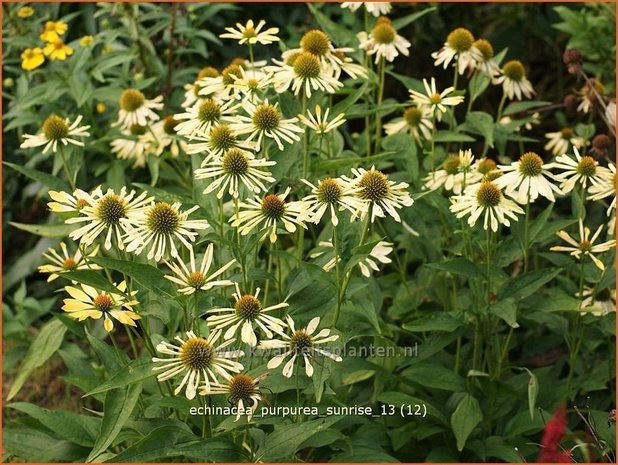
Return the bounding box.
[523,197,531,272]
[373,56,386,154]
[264,242,274,306]
[58,146,76,191]
[496,92,507,122]
[334,205,372,327]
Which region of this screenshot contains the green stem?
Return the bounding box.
[124,325,139,359]
[523,197,531,272]
[373,56,386,153]
[335,206,373,326]
[58,146,76,191]
[429,114,437,179]
[496,92,507,122]
[332,223,342,326]
[264,241,274,306]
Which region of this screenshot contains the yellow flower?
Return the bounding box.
[43,39,74,61]
[79,35,94,47]
[96,102,106,113]
[21,47,45,71]
[40,20,68,42]
[17,6,34,18]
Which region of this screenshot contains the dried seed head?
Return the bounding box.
[592,134,610,150]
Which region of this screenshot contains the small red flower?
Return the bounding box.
[538,404,572,463]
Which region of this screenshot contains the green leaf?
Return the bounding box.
[433,130,476,143]
[402,312,463,332]
[87,383,143,462]
[468,73,490,105]
[497,268,561,301]
[451,394,482,451]
[85,328,125,372]
[503,100,552,116]
[391,6,437,30]
[256,417,341,461]
[490,299,519,328]
[132,183,192,204]
[525,369,539,420]
[463,111,494,148]
[84,357,155,397]
[89,257,170,296]
[331,82,370,115]
[403,362,465,392]
[105,425,246,462]
[8,402,99,447]
[4,162,71,191]
[8,318,67,400]
[425,258,484,279]
[9,221,76,238]
[312,151,395,171]
[62,270,121,295]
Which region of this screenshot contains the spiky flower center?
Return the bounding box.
[43,115,69,141]
[120,88,145,112]
[317,178,342,204]
[228,374,256,403]
[198,99,221,123]
[372,22,396,44]
[231,57,247,68]
[518,152,543,177]
[290,330,313,354]
[62,258,78,270]
[359,170,390,202]
[96,194,127,226]
[447,28,474,52]
[180,338,213,370]
[560,127,573,139]
[300,30,331,56]
[502,60,525,81]
[198,66,219,80]
[187,271,207,289]
[93,294,113,313]
[222,64,242,86]
[576,156,597,177]
[293,52,321,79]
[579,239,592,252]
[403,107,422,127]
[234,295,262,321]
[285,51,302,66]
[146,202,180,235]
[477,158,497,175]
[476,181,501,208]
[429,93,442,105]
[261,194,285,220]
[222,149,249,175]
[443,155,461,175]
[484,170,502,182]
[209,124,236,152]
[243,27,257,39]
[247,79,260,91]
[253,104,281,132]
[163,116,179,135]
[75,198,89,210]
[130,124,147,136]
[473,39,494,60]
